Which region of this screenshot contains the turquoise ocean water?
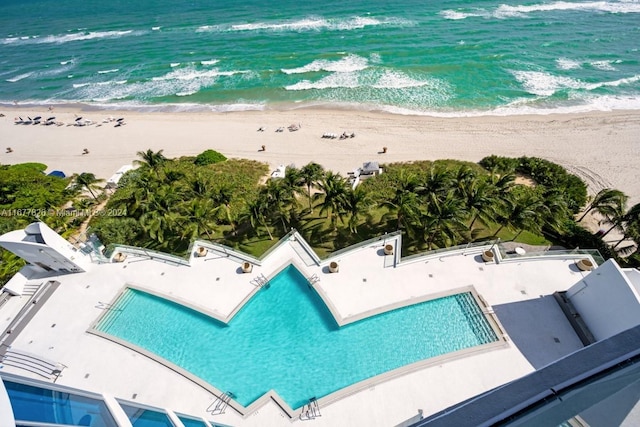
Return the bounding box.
[1,0,639,116]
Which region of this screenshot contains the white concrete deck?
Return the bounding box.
[0,232,597,426]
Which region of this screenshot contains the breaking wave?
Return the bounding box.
[441,1,640,20]
[197,15,413,33]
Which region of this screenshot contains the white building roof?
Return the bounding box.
[0,227,615,426]
[106,164,135,188]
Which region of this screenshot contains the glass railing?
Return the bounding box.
[401,240,498,264]
[106,244,191,266]
[499,247,605,265]
[4,379,118,427]
[326,230,403,260]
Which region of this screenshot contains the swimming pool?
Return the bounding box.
[95,265,498,409]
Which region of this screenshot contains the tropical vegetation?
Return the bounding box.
[2,150,639,288]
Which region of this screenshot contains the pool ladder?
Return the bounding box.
[299,397,321,420]
[250,274,269,289]
[307,273,320,287]
[207,391,234,415]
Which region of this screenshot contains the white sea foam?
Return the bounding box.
[286,73,360,90]
[286,68,446,95]
[98,69,119,74]
[282,54,369,75]
[170,63,181,68]
[152,26,161,31]
[199,15,413,34]
[443,1,640,20]
[590,60,617,71]
[151,67,246,82]
[231,17,327,32]
[200,59,219,66]
[497,1,640,16]
[2,35,39,44]
[513,69,640,96]
[372,71,431,89]
[176,91,197,97]
[440,10,487,20]
[597,74,640,88]
[196,25,223,32]
[25,30,140,45]
[72,65,251,102]
[369,53,382,64]
[556,57,581,70]
[6,72,33,83]
[512,70,586,96]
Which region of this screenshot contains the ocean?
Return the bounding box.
[1,0,639,116]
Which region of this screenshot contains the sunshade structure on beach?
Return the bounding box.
[47,170,66,178]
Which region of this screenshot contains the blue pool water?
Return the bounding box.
[96,265,497,409]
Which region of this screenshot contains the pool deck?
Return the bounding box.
[0,232,596,426]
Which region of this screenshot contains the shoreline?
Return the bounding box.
[1,106,639,206]
[4,99,640,117]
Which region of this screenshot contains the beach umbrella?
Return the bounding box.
[47,170,66,178]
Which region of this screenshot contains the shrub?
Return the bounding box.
[194,149,227,166]
[479,155,518,174]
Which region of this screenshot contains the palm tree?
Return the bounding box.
[313,172,349,228]
[457,177,497,236]
[533,186,572,236]
[577,188,628,222]
[138,184,179,245]
[494,189,547,240]
[243,192,273,240]
[135,149,167,177]
[487,168,516,198]
[263,179,297,234]
[212,184,236,229]
[453,165,477,193]
[421,191,468,249]
[187,173,213,199]
[382,187,421,233]
[600,198,630,238]
[178,199,217,240]
[419,166,452,198]
[611,203,640,248]
[282,166,302,193]
[299,162,324,212]
[613,220,640,255]
[74,173,104,200]
[382,170,422,232]
[344,186,373,233]
[136,148,167,168]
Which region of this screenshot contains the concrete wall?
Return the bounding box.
[566,259,640,341]
[0,222,89,273]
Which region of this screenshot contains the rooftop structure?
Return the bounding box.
[347,161,383,188]
[0,222,638,426]
[270,164,286,179]
[106,165,135,189]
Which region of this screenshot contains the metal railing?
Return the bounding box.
[401,240,497,264]
[499,247,605,265]
[106,244,191,266]
[327,230,402,260]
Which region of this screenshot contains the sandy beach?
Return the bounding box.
[1,107,639,206]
